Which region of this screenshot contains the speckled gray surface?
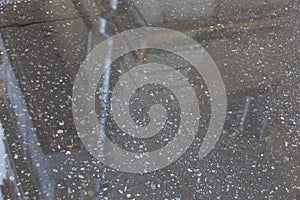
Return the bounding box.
[0,0,299,199]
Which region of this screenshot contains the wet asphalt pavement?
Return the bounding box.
[0,0,299,199]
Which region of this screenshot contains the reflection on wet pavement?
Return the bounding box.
[0,0,299,199]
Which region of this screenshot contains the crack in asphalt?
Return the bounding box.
[0,16,84,30]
